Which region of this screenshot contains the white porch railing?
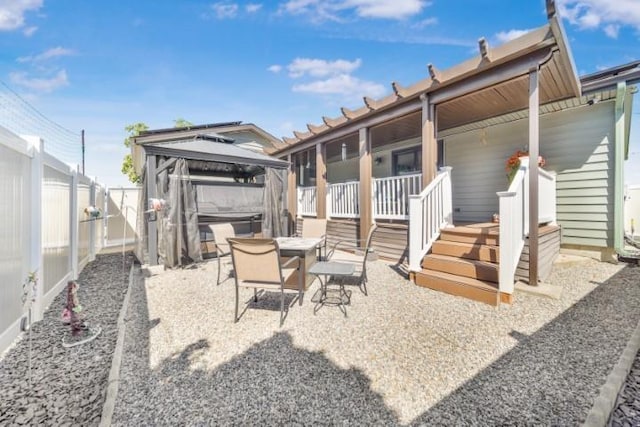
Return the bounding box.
[538,168,557,224]
[408,167,453,272]
[373,173,422,220]
[297,186,317,217]
[328,181,360,218]
[497,157,557,294]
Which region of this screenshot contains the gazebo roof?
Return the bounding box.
[144,137,289,169]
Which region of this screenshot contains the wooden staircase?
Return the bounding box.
[413,223,507,306]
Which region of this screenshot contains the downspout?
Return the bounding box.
[614,81,638,258]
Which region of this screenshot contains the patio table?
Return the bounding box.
[309,261,356,316]
[275,237,323,291]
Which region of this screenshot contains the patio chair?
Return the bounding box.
[298,218,327,260]
[325,224,377,296]
[210,223,237,285]
[228,238,302,326]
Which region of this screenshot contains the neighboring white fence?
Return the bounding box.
[0,127,107,355]
[624,185,640,238]
[105,187,140,248]
[297,186,317,217]
[408,167,453,272]
[373,173,422,220]
[328,181,360,218]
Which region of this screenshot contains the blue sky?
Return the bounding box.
[0,0,639,187]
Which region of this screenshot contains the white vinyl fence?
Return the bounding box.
[0,127,109,355]
[104,187,140,248]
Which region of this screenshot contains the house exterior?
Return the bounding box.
[270,0,639,305]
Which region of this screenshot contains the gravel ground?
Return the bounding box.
[113,256,640,425]
[609,348,640,426]
[0,252,134,426]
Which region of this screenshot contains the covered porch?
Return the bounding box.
[273,1,581,304]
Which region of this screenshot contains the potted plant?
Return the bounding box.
[506,150,545,183]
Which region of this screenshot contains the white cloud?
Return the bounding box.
[412,17,437,29]
[17,46,75,63]
[293,73,386,98]
[268,64,283,73]
[0,0,42,31]
[604,23,620,38]
[279,0,428,21]
[9,69,69,93]
[22,25,37,36]
[557,0,640,38]
[494,28,533,44]
[210,2,239,19]
[287,58,362,78]
[246,3,262,13]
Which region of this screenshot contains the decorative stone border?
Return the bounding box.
[99,264,136,427]
[583,319,640,426]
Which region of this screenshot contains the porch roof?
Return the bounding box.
[272,0,580,157]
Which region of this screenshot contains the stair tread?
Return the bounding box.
[418,269,499,292]
[424,253,498,269]
[442,224,499,236]
[433,240,499,249]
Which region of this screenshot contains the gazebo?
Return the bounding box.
[134,133,289,267]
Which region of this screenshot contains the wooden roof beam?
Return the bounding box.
[427,64,441,82]
[391,81,409,98]
[478,38,491,62]
[322,115,347,128]
[363,96,376,110]
[307,123,329,134]
[546,0,556,19]
[293,130,313,140]
[282,136,300,145]
[341,107,357,119]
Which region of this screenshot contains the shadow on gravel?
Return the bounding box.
[115,263,640,425]
[411,264,640,425]
[116,270,399,424]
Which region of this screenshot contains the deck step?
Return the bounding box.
[431,240,499,263]
[440,225,500,246]
[414,269,499,306]
[422,254,499,282]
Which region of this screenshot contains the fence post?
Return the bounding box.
[89,180,96,261]
[326,185,332,220]
[408,195,423,272]
[296,188,302,218]
[371,181,377,222]
[26,137,44,322]
[439,167,453,226]
[70,170,79,279]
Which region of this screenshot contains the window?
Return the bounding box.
[392,146,421,175]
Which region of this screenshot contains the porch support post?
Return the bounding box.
[316,143,327,219]
[528,67,540,286]
[287,153,297,235]
[359,127,373,243]
[420,94,437,188]
[147,154,158,265]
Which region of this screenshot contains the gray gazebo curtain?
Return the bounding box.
[158,158,202,267]
[262,167,288,238]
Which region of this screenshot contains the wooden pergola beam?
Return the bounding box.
[359,127,373,243]
[420,94,438,187]
[427,63,440,82]
[478,37,491,61]
[528,67,540,286]
[287,153,297,233]
[391,81,409,98]
[316,143,327,219]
